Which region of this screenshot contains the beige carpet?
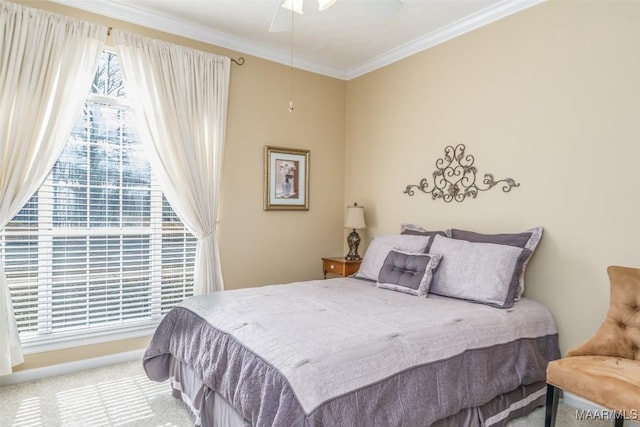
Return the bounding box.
[0,361,192,427]
[0,361,610,426]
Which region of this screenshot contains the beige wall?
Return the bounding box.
[345,0,640,353]
[11,0,346,371]
[14,0,639,371]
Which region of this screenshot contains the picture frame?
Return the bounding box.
[264,146,310,211]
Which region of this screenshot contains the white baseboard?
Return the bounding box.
[0,349,144,386]
[563,392,640,426]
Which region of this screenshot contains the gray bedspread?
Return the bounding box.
[144,278,559,426]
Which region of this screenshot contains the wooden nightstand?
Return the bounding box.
[322,257,361,279]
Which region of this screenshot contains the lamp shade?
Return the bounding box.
[345,204,366,229]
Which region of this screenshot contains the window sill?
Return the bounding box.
[21,322,159,355]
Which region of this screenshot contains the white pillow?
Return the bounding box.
[429,235,530,308]
[355,235,431,281]
[449,227,543,300]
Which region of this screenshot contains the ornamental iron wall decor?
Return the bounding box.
[403,144,519,203]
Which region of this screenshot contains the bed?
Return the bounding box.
[143,229,559,426]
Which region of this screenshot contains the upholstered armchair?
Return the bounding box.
[545,266,640,427]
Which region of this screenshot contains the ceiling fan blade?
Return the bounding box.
[269,0,341,32]
[269,5,291,32]
[269,0,304,32]
[317,0,338,11]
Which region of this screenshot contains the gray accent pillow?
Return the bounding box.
[377,250,442,297]
[450,227,543,300]
[355,235,431,282]
[429,235,531,308]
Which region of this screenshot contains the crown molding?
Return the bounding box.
[49,0,544,81]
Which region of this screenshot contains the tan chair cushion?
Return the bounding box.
[547,355,640,412]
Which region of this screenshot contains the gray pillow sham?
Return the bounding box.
[377,250,442,297]
[400,223,449,252]
[450,228,542,250]
[355,234,432,282]
[429,235,531,308]
[450,227,543,299]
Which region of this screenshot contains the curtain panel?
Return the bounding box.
[0,1,107,375]
[113,30,230,295]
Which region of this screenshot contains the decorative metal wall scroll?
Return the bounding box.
[403,144,519,203]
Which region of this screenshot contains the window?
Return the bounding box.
[3,51,196,348]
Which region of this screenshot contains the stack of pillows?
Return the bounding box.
[354,223,543,308]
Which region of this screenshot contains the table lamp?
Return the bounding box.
[345,203,367,260]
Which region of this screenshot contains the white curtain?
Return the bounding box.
[113,31,230,295]
[0,2,107,375]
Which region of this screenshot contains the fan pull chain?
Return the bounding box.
[288,5,294,113]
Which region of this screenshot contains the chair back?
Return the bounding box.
[567,265,640,360]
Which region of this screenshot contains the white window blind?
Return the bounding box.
[2,51,196,347]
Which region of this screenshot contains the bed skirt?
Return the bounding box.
[165,355,546,427]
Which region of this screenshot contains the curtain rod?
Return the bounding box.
[106,27,245,66]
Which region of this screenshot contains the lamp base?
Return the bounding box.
[346,229,361,260]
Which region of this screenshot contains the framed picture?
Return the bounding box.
[264,146,310,211]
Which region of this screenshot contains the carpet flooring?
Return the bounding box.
[0,361,610,427]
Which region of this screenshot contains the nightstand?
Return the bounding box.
[322,257,361,279]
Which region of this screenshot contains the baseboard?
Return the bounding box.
[563,392,640,426]
[0,349,145,386]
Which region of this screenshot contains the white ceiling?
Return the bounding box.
[51,0,544,80]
